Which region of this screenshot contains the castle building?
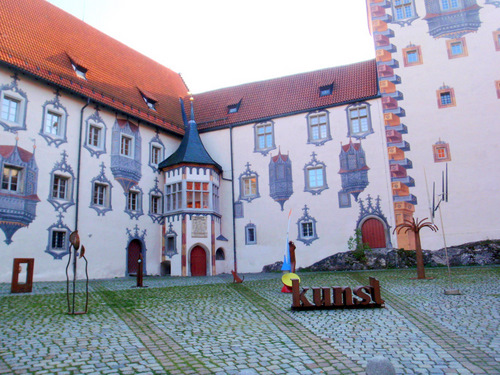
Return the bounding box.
[0,0,498,281]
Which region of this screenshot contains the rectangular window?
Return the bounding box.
[437,88,456,108]
[394,0,413,20]
[166,182,182,212]
[493,31,500,51]
[128,191,139,211]
[441,0,459,10]
[51,230,66,249]
[349,106,369,135]
[440,92,451,105]
[151,195,162,214]
[2,165,22,192]
[447,38,467,59]
[245,225,257,245]
[308,167,324,188]
[1,95,20,123]
[52,175,69,200]
[186,181,209,209]
[302,222,314,238]
[93,183,108,206]
[309,113,328,141]
[151,145,162,165]
[403,45,422,67]
[433,142,451,162]
[45,111,61,135]
[256,123,273,150]
[120,135,133,157]
[212,184,220,213]
[88,125,102,148]
[319,84,333,97]
[242,176,257,197]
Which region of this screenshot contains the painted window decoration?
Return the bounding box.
[496,81,500,99]
[338,140,369,208]
[165,182,182,213]
[48,150,75,212]
[346,103,373,139]
[436,85,456,108]
[126,187,143,219]
[0,142,39,244]
[296,205,318,246]
[269,150,293,211]
[148,178,164,224]
[89,163,113,216]
[446,38,468,59]
[423,0,480,39]
[111,119,142,192]
[494,30,500,51]
[303,152,328,195]
[245,223,257,245]
[254,121,276,155]
[403,45,423,67]
[238,163,260,202]
[234,201,244,219]
[391,0,418,26]
[163,222,178,258]
[433,140,452,162]
[45,213,71,259]
[39,92,68,147]
[0,74,28,132]
[148,131,165,172]
[307,111,331,146]
[84,110,107,158]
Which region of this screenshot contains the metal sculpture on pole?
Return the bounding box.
[394,218,438,280]
[65,230,89,315]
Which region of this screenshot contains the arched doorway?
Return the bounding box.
[127,239,142,275]
[361,218,387,249]
[190,246,207,276]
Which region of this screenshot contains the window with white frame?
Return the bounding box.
[127,190,140,212]
[245,223,257,245]
[186,181,209,209]
[255,122,275,153]
[92,183,109,207]
[52,174,70,200]
[306,166,325,190]
[347,104,372,138]
[120,134,133,157]
[165,182,182,212]
[151,144,162,165]
[301,222,314,238]
[150,194,162,214]
[87,124,103,149]
[51,230,67,250]
[1,165,22,192]
[307,112,331,144]
[212,184,220,213]
[45,111,62,136]
[242,176,257,198]
[1,95,20,123]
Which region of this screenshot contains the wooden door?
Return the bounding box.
[190,246,207,276]
[361,218,386,249]
[127,239,142,275]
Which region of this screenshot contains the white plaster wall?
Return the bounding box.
[386,0,500,249]
[0,67,181,282]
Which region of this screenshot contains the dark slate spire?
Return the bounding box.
[159,97,222,171]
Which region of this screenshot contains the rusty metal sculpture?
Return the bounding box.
[65,230,89,315]
[394,217,438,280]
[11,258,34,293]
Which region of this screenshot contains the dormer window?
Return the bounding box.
[319,84,333,97]
[143,96,156,111]
[227,100,242,114]
[71,63,87,80]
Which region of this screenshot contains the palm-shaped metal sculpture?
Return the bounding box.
[394,217,438,279]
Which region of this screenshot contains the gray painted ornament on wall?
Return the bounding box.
[269,150,293,211]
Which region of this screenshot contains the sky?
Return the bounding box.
[46,0,375,94]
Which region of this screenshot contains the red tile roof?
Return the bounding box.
[0,145,34,163]
[0,0,188,135]
[192,60,378,131]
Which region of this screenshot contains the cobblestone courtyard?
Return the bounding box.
[1,266,499,375]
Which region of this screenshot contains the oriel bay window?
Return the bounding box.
[165,180,220,213]
[2,165,22,192]
[187,181,209,209]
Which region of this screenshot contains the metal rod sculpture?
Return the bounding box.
[394,218,438,279]
[65,230,89,315]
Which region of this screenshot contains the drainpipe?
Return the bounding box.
[75,98,90,232]
[229,125,237,272]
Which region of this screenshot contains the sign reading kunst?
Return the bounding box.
[290,277,385,311]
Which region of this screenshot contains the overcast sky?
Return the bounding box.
[46,0,375,93]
